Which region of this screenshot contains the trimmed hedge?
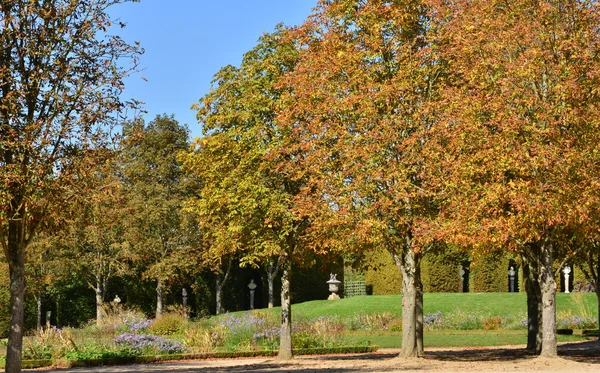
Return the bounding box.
[365,248,463,294]
[470,253,511,293]
[0,358,52,369]
[52,345,379,368]
[365,249,402,295]
[421,252,461,293]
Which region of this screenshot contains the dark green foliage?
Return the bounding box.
[421,253,462,293]
[292,255,344,302]
[364,249,402,295]
[365,248,463,294]
[470,253,511,293]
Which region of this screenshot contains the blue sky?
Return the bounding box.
[111,0,318,139]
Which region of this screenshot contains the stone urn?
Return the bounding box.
[327,273,341,300]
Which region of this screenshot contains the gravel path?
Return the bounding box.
[25,339,600,373]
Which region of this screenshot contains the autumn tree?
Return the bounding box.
[63,160,130,325]
[182,26,312,360]
[430,0,600,357]
[278,0,443,357]
[0,1,141,371]
[121,114,191,317]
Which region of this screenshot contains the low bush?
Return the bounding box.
[149,312,188,336]
[346,312,401,331]
[113,333,186,355]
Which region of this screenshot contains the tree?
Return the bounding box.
[181,26,312,360]
[0,1,141,371]
[429,0,600,357]
[278,0,442,357]
[121,114,191,317]
[64,162,129,324]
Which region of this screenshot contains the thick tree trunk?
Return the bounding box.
[596,280,600,337]
[36,291,42,331]
[156,280,164,317]
[277,255,293,361]
[95,282,104,324]
[415,252,424,357]
[7,262,26,373]
[267,259,278,309]
[539,239,557,357]
[6,212,27,373]
[522,255,542,354]
[392,244,418,358]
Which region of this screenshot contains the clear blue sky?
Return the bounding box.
[110,0,318,139]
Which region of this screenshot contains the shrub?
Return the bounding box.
[293,316,344,348]
[218,311,279,351]
[22,327,77,360]
[113,333,186,355]
[346,312,401,331]
[423,311,444,330]
[183,324,226,352]
[150,312,188,336]
[482,316,503,330]
[557,310,597,330]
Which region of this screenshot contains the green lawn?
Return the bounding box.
[232,292,597,320]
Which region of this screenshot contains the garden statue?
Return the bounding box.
[327,273,341,300]
[563,266,571,293]
[508,266,516,292]
[248,279,257,310]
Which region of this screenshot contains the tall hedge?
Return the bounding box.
[364,248,463,294]
[364,249,402,295]
[421,252,462,293]
[470,252,511,292]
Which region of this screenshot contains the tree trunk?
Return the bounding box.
[95,281,104,325]
[277,255,293,361]
[156,280,164,317]
[36,290,42,331]
[7,261,26,373]
[5,212,27,373]
[595,279,600,337]
[522,255,542,354]
[267,259,278,309]
[415,252,424,357]
[392,244,418,358]
[539,239,557,357]
[215,274,223,315]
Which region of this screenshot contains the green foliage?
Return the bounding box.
[121,114,195,307]
[364,248,401,295]
[22,327,77,360]
[149,312,189,336]
[365,248,463,294]
[421,251,462,293]
[470,253,511,293]
[346,312,402,331]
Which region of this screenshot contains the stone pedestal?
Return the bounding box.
[248,279,257,309]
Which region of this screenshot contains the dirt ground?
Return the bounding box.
[29,339,600,373]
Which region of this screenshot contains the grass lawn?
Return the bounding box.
[228,292,597,320]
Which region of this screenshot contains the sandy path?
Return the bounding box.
[28,339,600,373]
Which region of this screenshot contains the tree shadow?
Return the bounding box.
[423,338,600,364]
